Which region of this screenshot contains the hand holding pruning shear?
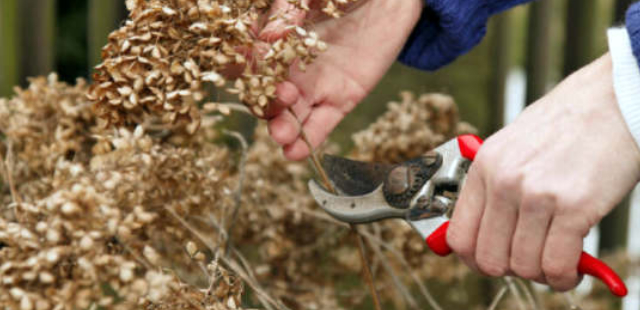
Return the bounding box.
[310,55,639,297]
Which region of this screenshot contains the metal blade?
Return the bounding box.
[308,180,406,223]
[322,155,394,196]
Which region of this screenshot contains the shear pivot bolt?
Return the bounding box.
[386,166,414,195]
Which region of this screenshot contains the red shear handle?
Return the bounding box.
[579,252,628,297]
[426,222,628,297]
[425,136,628,297]
[457,134,483,161]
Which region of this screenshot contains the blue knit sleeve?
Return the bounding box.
[626,2,640,65]
[399,0,532,71]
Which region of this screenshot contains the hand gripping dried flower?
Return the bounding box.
[88,0,345,133]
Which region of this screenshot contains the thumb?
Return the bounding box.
[259,0,311,42]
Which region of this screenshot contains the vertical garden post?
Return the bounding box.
[19,0,56,82]
[525,0,553,105]
[488,12,513,133]
[88,0,124,71]
[563,0,597,76]
[0,0,19,97]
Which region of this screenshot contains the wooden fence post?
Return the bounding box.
[0,0,19,97]
[488,12,513,133]
[88,0,125,72]
[563,0,597,76]
[525,0,553,105]
[615,0,635,23]
[19,0,56,82]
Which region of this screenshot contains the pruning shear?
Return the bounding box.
[308,135,628,297]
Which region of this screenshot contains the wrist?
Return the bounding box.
[607,28,640,168]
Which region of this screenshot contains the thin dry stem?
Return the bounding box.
[505,276,529,310]
[119,237,207,310]
[515,278,540,310]
[352,227,383,310]
[563,292,582,310]
[365,232,420,309]
[1,144,22,206]
[164,206,288,310]
[222,130,249,256]
[277,200,445,310]
[232,250,279,310]
[0,143,22,222]
[488,285,509,310]
[358,229,444,310]
[286,107,383,310]
[219,103,252,115]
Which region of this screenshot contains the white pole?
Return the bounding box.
[623,185,640,310]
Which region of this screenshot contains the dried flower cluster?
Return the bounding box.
[227,93,481,309]
[0,75,96,188]
[88,0,344,132]
[351,91,477,163]
[1,74,628,309]
[1,76,242,310]
[234,124,473,309]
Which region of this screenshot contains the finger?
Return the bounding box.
[283,105,343,160]
[510,194,554,281]
[542,215,584,291]
[260,0,311,42]
[474,183,519,277]
[447,164,486,272]
[268,112,300,146]
[264,82,301,119]
[268,99,312,146]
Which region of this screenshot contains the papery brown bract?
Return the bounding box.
[88,0,333,131]
[351,92,477,164]
[0,77,242,310]
[2,76,628,309]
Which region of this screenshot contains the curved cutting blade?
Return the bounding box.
[322,155,394,196]
[308,180,406,223]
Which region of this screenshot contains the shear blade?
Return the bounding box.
[322,154,394,196]
[308,179,406,223]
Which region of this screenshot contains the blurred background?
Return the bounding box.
[1,0,639,307]
[0,0,634,251]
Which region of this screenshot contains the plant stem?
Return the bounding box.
[287,107,383,310]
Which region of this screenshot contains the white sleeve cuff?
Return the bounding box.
[608,27,640,148]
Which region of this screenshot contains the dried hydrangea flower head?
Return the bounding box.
[88,0,355,133]
[351,91,477,163]
[9,76,622,308]
[0,74,97,197]
[1,77,244,309]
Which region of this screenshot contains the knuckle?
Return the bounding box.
[556,194,603,230]
[520,186,557,214]
[548,276,580,292]
[476,255,508,277]
[473,144,499,172]
[473,144,494,164]
[446,227,474,258]
[492,171,521,194]
[557,195,591,217]
[510,256,539,279]
[542,260,570,282]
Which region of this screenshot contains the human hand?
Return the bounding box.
[257,0,423,160]
[447,53,640,291]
